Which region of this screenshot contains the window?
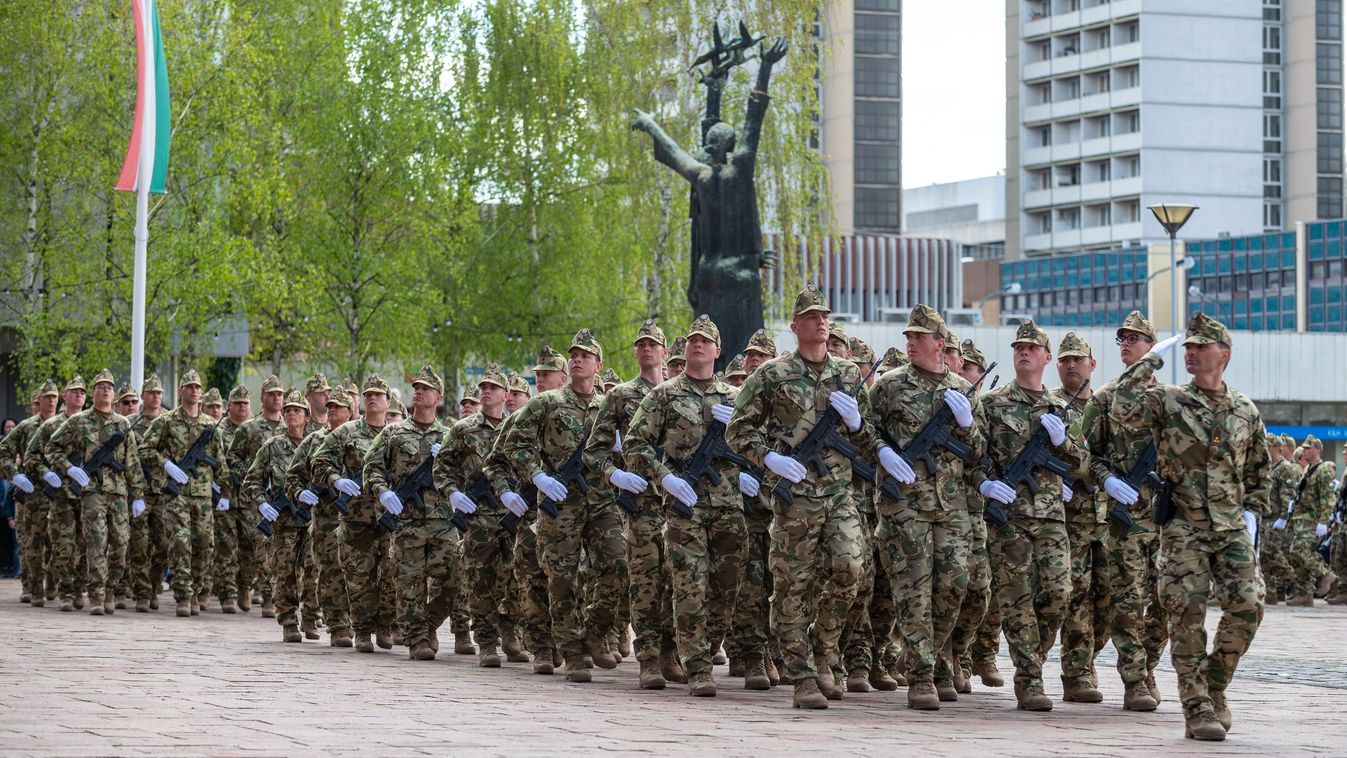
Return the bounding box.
[855,56,900,98]
[1118,21,1139,43]
[1116,110,1140,133]
[855,100,900,141]
[1265,202,1284,229]
[1033,125,1052,146]
[1319,131,1343,174]
[1265,69,1283,108]
[1318,43,1343,84]
[856,13,900,55]
[1118,199,1140,222]
[1115,65,1139,89]
[855,188,899,231]
[1319,87,1343,128]
[1033,83,1052,104]
[1318,0,1342,40]
[1318,176,1343,219]
[1265,26,1283,64]
[1265,158,1282,183]
[1265,113,1282,138]
[855,142,900,185]
[856,0,900,9]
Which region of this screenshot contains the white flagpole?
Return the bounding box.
[130,0,155,394]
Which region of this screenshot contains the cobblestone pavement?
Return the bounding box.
[1,577,1343,756]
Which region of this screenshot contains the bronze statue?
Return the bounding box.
[632,23,787,366]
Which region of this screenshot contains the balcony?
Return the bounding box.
[1024,102,1053,123]
[1081,226,1114,246]
[1024,187,1054,208]
[1078,92,1112,114]
[1111,175,1142,197]
[1079,180,1113,202]
[1023,145,1054,166]
[1110,41,1141,64]
[1111,85,1141,107]
[1025,232,1055,252]
[1052,184,1083,204]
[1024,58,1053,82]
[1110,132,1141,153]
[1051,229,1084,250]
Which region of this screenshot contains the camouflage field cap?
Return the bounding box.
[283,389,308,412]
[687,314,721,346]
[570,329,603,362]
[1280,433,1296,448]
[141,373,163,393]
[961,339,988,371]
[461,385,480,403]
[667,336,688,363]
[202,387,223,406]
[38,378,60,397]
[411,364,444,393]
[1011,319,1050,348]
[850,337,876,365]
[64,374,87,392]
[362,373,389,396]
[178,369,202,388]
[1058,332,1093,359]
[827,323,849,344]
[326,387,355,411]
[877,346,909,373]
[305,373,331,395]
[745,328,776,356]
[91,368,116,388]
[1264,432,1279,447]
[228,384,250,403]
[1305,434,1323,450]
[1117,310,1157,342]
[903,304,947,337]
[943,328,961,348]
[725,354,747,379]
[793,284,831,318]
[260,375,284,394]
[532,345,567,374]
[479,363,509,390]
[634,319,666,347]
[601,368,621,387]
[507,371,532,395]
[389,398,407,416]
[1183,311,1231,347]
[116,384,137,402]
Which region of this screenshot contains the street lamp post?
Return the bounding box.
[975,282,1021,324]
[1148,203,1198,382]
[1188,283,1209,310]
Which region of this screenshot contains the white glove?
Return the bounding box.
[943,390,974,428]
[827,391,862,432]
[334,478,361,497]
[878,446,916,485]
[1103,476,1139,506]
[1273,517,1287,530]
[1317,522,1329,538]
[980,480,1016,505]
[215,498,230,512]
[298,489,320,507]
[430,443,441,457]
[764,451,806,483]
[1244,511,1259,542]
[258,501,279,521]
[10,473,33,494]
[660,473,698,510]
[131,499,146,518]
[1061,482,1074,503]
[41,471,62,489]
[163,460,188,485]
[1149,333,1183,358]
[211,482,221,494]
[1331,478,1340,493]
[612,431,622,453]
[501,491,529,517]
[379,490,403,515]
[450,491,477,514]
[609,469,648,494]
[1039,414,1067,446]
[711,404,734,424]
[66,465,90,488]
[738,471,760,497]
[531,472,567,503]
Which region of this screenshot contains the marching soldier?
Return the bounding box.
[223,375,284,615]
[723,355,747,387]
[201,388,224,420]
[1108,312,1270,740]
[138,369,231,617]
[1284,435,1337,606]
[1262,434,1300,603]
[27,375,88,611]
[305,373,331,431]
[210,385,251,611]
[365,365,453,661]
[625,314,751,697]
[126,374,168,611]
[840,332,886,695]
[666,336,687,378]
[725,285,885,710]
[244,390,313,642]
[43,368,147,615]
[977,320,1083,711]
[0,379,59,605]
[458,386,481,419]
[601,368,621,394]
[388,398,406,423]
[116,384,140,417]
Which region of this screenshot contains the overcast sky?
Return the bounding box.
[902,0,1006,188]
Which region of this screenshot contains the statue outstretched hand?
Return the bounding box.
[761,37,788,65]
[631,109,656,132]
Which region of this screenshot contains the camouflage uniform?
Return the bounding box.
[0,384,57,603]
[948,340,994,682]
[26,385,88,606]
[210,386,248,606]
[137,372,231,606]
[1109,313,1270,725]
[1288,436,1335,600]
[364,366,454,657]
[725,287,880,685]
[625,316,747,681]
[241,395,311,630]
[485,409,551,655]
[497,331,628,669]
[581,321,675,669]
[222,376,284,605]
[977,321,1083,700]
[43,373,147,611]
[1261,441,1300,601]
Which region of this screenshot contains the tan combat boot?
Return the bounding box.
[972,659,1004,687]
[585,632,617,669]
[638,657,666,690]
[688,672,717,697]
[1185,711,1226,741]
[29,596,43,607]
[1145,672,1161,703]
[190,597,200,616]
[354,632,375,653]
[792,678,829,709]
[1123,680,1159,711]
[869,666,899,691]
[816,668,843,701]
[660,650,687,683]
[728,657,745,678]
[766,657,782,687]
[1015,682,1053,711]
[712,645,727,665]
[73,594,85,610]
[148,595,159,610]
[19,592,30,603]
[847,669,871,693]
[907,680,940,710]
[330,629,354,648]
[1062,677,1104,703]
[104,592,115,615]
[533,648,555,675]
[375,626,394,650]
[1286,594,1314,607]
[409,641,436,660]
[617,631,633,660]
[565,660,591,682]
[502,632,529,662]
[237,594,251,612]
[221,600,237,615]
[283,624,302,643]
[90,604,104,616]
[135,598,149,613]
[175,600,190,617]
[1210,690,1232,731]
[935,677,959,702]
[743,655,771,691]
[261,596,276,618]
[60,599,74,612]
[953,662,971,694]
[454,632,476,655]
[115,596,127,610]
[301,619,319,640]
[479,645,502,668]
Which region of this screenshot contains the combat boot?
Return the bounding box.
[1210,690,1232,731]
[237,594,250,612]
[30,596,43,608]
[1123,680,1158,711]
[744,655,770,691]
[454,633,476,655]
[1286,594,1314,607]
[712,645,728,665]
[1145,672,1161,703]
[354,632,375,653]
[115,596,127,610]
[392,630,404,646]
[617,633,632,660]
[606,632,623,661]
[907,680,940,710]
[869,666,899,691]
[283,624,302,643]
[689,672,717,697]
[888,661,909,687]
[375,626,393,650]
[73,594,85,610]
[301,619,320,640]
[533,648,555,675]
[953,662,971,694]
[638,657,666,690]
[766,657,782,687]
[409,641,436,660]
[90,605,104,616]
[972,659,1004,687]
[1015,682,1053,711]
[190,597,200,616]
[565,661,591,682]
[792,678,829,709]
[429,629,439,653]
[1184,710,1226,741]
[221,602,237,615]
[1328,590,1347,605]
[816,668,843,701]
[479,646,502,668]
[261,596,275,618]
[149,595,159,610]
[1317,572,1337,598]
[60,599,73,612]
[935,677,958,701]
[1062,677,1104,703]
[175,601,190,617]
[102,592,115,615]
[502,632,528,662]
[330,630,354,648]
[847,669,871,693]
[585,632,617,669]
[729,657,745,678]
[19,592,29,603]
[135,598,149,613]
[661,650,687,683]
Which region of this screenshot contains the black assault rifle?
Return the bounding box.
[877,362,997,501]
[451,472,501,533]
[377,433,445,533]
[331,471,361,516]
[1107,441,1164,530]
[667,419,760,519]
[768,362,883,506]
[256,476,309,538]
[163,427,220,497]
[67,430,127,498]
[994,379,1089,497]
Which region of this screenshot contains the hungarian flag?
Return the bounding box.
[115,0,170,194]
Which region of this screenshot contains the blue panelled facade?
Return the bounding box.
[1185,231,1298,331]
[1000,248,1148,327]
[1306,221,1347,332]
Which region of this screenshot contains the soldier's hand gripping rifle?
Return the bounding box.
[163,427,220,497]
[768,362,884,506]
[377,433,444,533]
[331,472,361,516]
[537,445,591,520]
[995,379,1089,496]
[667,419,762,519]
[450,473,501,533]
[497,480,537,536]
[256,475,309,538]
[67,430,127,498]
[1106,441,1164,530]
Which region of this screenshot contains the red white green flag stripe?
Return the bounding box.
[115,0,170,194]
